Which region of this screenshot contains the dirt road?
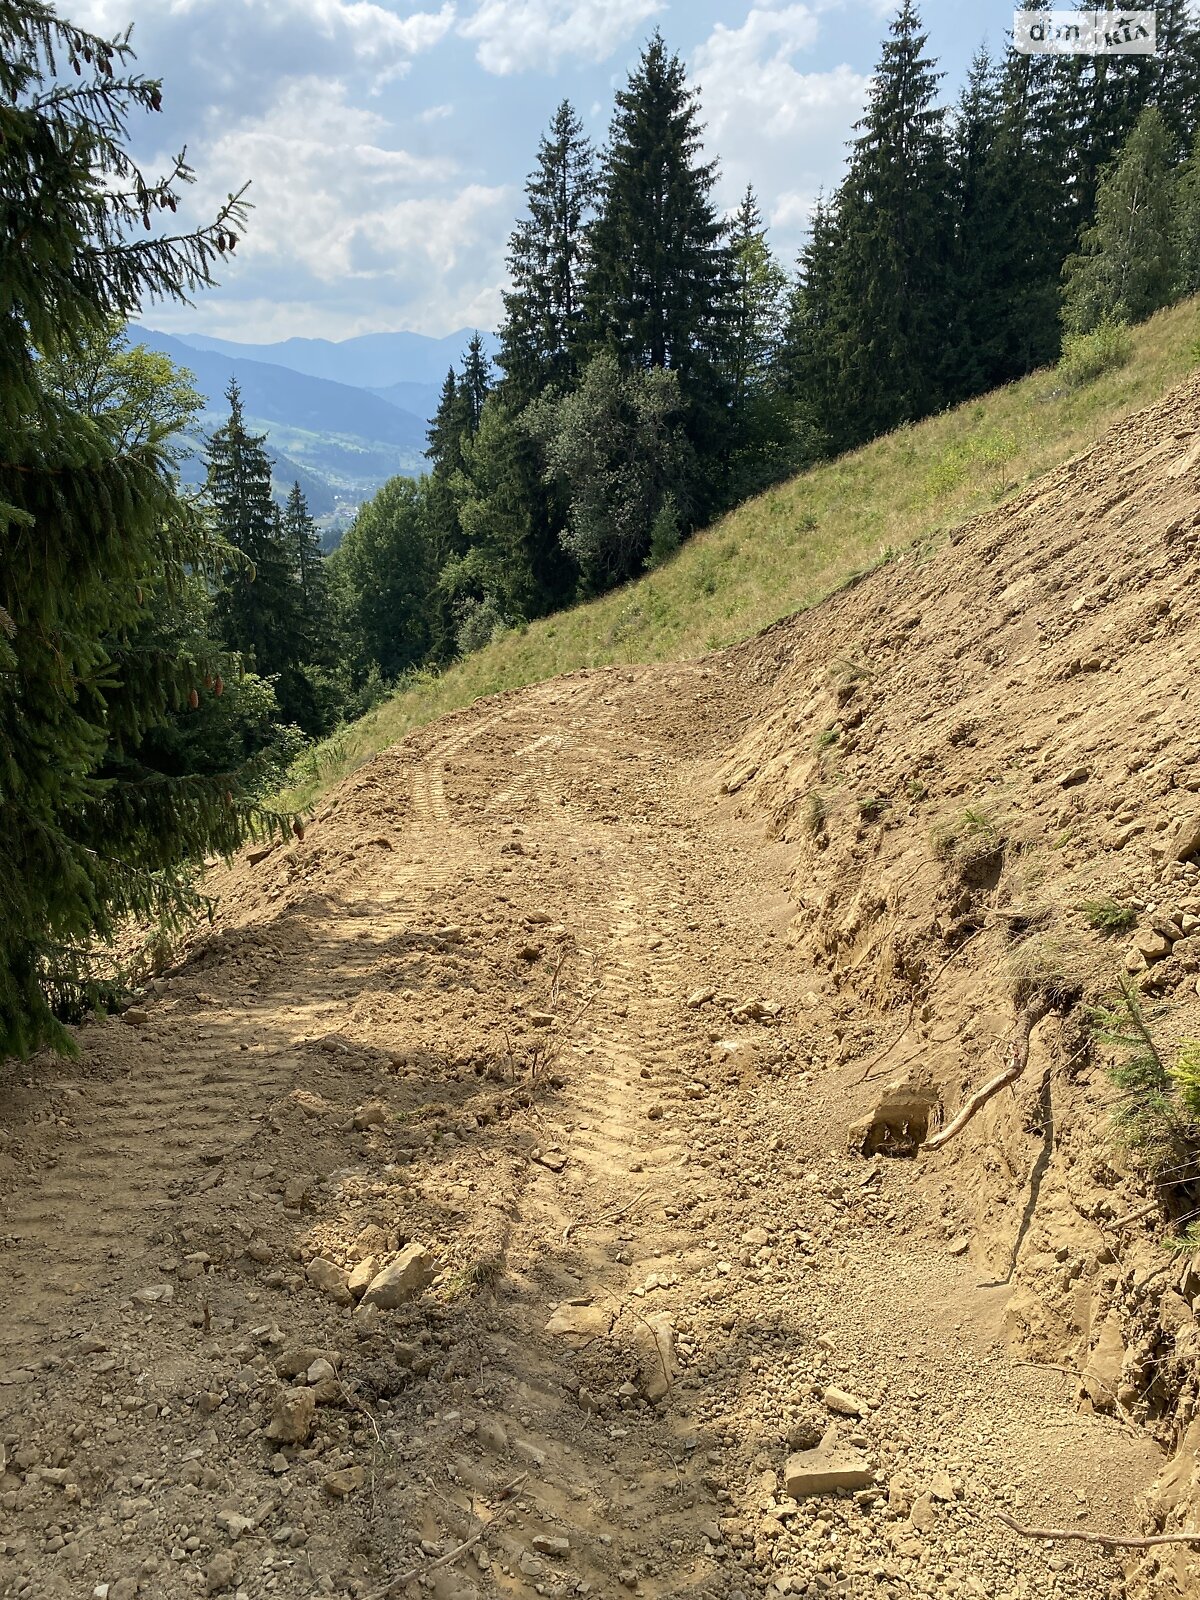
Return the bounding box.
[0,660,1164,1600]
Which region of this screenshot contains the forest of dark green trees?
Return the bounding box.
[4,0,1200,1057]
[235,1,1200,720]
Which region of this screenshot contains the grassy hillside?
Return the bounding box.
[279,297,1200,812]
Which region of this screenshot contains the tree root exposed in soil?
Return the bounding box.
[924,1000,1050,1152]
[998,1511,1200,1550]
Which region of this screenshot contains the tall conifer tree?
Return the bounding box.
[821,1,954,449]
[207,382,297,691]
[0,1,284,1056]
[727,186,788,419]
[458,334,492,440]
[776,197,842,430]
[499,101,596,406]
[585,32,734,508]
[281,482,330,666]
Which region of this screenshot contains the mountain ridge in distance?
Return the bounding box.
[129,322,500,525]
[128,324,438,519]
[166,326,501,391]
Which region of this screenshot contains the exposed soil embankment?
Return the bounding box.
[718,372,1200,1594]
[1,378,1199,1599]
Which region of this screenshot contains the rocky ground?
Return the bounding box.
[3,378,1200,1600]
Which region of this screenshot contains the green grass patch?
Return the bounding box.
[277,297,1200,813]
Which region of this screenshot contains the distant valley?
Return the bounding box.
[129,323,499,532]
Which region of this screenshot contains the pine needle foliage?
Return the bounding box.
[1081,896,1138,936]
[0,2,285,1058]
[1092,979,1200,1188]
[498,99,596,407]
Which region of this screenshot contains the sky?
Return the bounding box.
[69,0,1021,343]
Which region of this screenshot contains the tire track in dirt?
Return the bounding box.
[0,663,1167,1599]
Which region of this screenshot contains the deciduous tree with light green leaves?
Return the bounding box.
[1062,105,1180,335]
[529,353,692,594]
[328,477,436,682]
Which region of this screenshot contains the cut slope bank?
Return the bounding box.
[717,364,1200,1593]
[0,363,1198,1600]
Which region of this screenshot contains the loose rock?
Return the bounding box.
[360,1243,435,1308]
[306,1257,351,1304]
[265,1387,317,1445]
[784,1425,874,1497]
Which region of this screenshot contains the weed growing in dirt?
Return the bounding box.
[1006,935,1076,1008]
[815,726,840,751]
[1081,896,1138,935]
[830,656,874,686]
[803,792,828,837]
[905,778,929,803]
[464,1255,504,1294]
[931,806,1001,863]
[859,795,887,822]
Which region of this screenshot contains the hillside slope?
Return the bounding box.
[1,345,1199,1597]
[280,296,1200,812]
[717,367,1200,1589]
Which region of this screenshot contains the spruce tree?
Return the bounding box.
[422,370,465,662]
[727,186,788,420]
[281,481,331,666]
[776,197,842,436]
[207,382,299,692]
[1062,105,1179,334]
[426,369,463,475]
[724,186,812,498]
[584,32,734,508]
[1154,0,1200,156]
[822,1,954,449]
[0,1,284,1057]
[944,50,1005,400]
[1049,2,1200,235]
[458,333,492,440]
[499,101,596,406]
[987,31,1078,375]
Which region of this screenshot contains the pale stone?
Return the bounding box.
[360,1244,434,1309]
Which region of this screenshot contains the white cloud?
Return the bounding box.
[419,102,456,122]
[693,5,869,257]
[459,0,662,75]
[73,0,455,54]
[69,0,454,104]
[175,77,512,336]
